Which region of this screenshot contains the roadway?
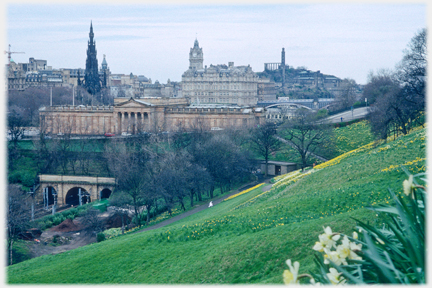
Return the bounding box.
[320,107,369,124]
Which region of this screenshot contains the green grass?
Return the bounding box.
[271,120,374,164]
[7,127,425,284]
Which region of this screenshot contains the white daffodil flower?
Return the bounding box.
[313,241,325,252]
[403,175,414,196]
[336,235,362,262]
[327,268,346,285]
[283,259,300,284]
[316,226,341,250]
[323,248,345,266]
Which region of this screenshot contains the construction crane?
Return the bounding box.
[4,44,25,66]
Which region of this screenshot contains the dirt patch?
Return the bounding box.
[49,218,85,233]
[29,216,96,258]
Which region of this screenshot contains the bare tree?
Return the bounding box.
[280,109,332,171]
[396,28,426,106]
[366,29,426,140]
[330,78,358,112]
[7,184,31,266]
[82,207,105,234]
[249,122,281,177]
[105,139,157,226]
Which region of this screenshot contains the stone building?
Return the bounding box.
[40,97,264,135]
[257,77,276,101]
[181,39,259,107]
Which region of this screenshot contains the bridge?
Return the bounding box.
[258,98,334,110]
[38,175,116,209]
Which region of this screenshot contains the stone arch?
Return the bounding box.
[65,187,91,206]
[100,188,112,199]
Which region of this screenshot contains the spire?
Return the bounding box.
[84,21,101,95]
[89,21,94,43]
[194,38,199,49]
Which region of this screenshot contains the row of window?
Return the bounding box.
[184,83,256,90]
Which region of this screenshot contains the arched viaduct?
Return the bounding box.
[38,175,116,208]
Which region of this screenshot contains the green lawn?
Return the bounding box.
[7,127,425,284]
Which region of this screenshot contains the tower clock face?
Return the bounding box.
[193,52,197,57]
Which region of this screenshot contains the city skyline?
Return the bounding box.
[5,3,426,85]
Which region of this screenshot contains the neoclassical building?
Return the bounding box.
[181,39,259,106]
[39,97,264,135]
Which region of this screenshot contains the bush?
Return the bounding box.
[97,232,106,242]
[20,172,36,188]
[8,241,31,266]
[8,172,21,184]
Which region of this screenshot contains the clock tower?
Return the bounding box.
[189,38,203,70]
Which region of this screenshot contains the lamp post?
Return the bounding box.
[52,190,57,215]
[28,185,35,221]
[365,97,368,107]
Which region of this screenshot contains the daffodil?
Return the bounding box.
[336,235,362,262]
[323,248,345,266]
[314,227,340,251]
[283,259,300,284]
[326,268,346,285]
[403,175,414,196]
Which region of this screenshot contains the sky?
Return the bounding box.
[3,2,427,85]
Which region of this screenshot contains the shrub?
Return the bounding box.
[97,232,106,242]
[8,241,31,266]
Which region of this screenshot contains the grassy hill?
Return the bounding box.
[7,127,426,284]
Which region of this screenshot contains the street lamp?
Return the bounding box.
[52,190,57,215]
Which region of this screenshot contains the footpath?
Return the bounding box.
[134,179,273,234]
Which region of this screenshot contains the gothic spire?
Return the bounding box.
[84,21,101,95]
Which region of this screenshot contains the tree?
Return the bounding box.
[280,109,332,171]
[185,163,212,207]
[362,69,395,105]
[82,207,105,234]
[105,139,157,226]
[157,151,189,212]
[395,28,426,125]
[249,122,281,176]
[330,78,358,112]
[195,134,252,195]
[366,29,427,140]
[7,108,26,170]
[365,72,407,139]
[7,184,31,266]
[109,192,133,234]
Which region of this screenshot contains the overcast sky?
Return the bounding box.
[4,1,427,85]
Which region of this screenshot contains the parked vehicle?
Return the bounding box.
[104,133,115,137]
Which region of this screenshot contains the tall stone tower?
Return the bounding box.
[281,48,286,87]
[84,21,101,95]
[189,39,203,70]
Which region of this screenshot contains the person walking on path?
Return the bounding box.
[208,201,213,208]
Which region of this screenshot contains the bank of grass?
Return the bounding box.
[270,120,374,165]
[7,127,425,284]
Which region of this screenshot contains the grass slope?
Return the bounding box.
[7,127,426,284]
